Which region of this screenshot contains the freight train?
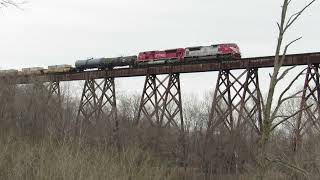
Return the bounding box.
[74,43,241,71]
[0,43,241,76]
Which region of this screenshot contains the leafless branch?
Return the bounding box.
[268,157,310,178]
[271,91,303,121]
[279,37,302,66]
[277,22,281,31]
[284,0,316,33]
[271,104,313,131]
[277,65,297,82]
[0,0,26,10]
[286,12,300,29]
[276,68,305,102]
[271,68,306,119]
[284,119,296,129]
[273,115,293,119]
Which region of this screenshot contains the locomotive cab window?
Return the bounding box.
[188,47,201,51]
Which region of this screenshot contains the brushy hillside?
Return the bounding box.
[0,136,176,180]
[1,83,320,180]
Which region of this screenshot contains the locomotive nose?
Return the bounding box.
[230,47,240,54]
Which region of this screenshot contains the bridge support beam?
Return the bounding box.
[136,73,185,166]
[208,68,262,134]
[136,74,184,130]
[47,81,62,118]
[76,78,117,137]
[47,81,61,104]
[206,68,262,174]
[97,77,118,131]
[294,64,320,151]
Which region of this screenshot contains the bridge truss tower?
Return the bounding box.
[208,68,263,136]
[47,80,62,110]
[294,64,320,151]
[136,73,184,131]
[136,73,186,164]
[48,80,61,103]
[76,77,117,136]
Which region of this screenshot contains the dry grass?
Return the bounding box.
[1,83,320,180]
[0,136,177,180]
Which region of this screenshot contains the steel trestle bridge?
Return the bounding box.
[1,52,320,148]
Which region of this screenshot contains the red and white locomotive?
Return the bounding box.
[185,43,241,59]
[75,43,241,70]
[136,43,241,65]
[137,48,185,65]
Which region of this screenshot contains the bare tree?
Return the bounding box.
[256,0,316,179]
[0,0,25,9]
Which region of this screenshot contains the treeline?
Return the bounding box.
[0,81,320,180]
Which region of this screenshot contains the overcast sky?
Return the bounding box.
[0,0,319,97]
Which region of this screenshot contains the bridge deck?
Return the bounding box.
[2,52,320,84]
